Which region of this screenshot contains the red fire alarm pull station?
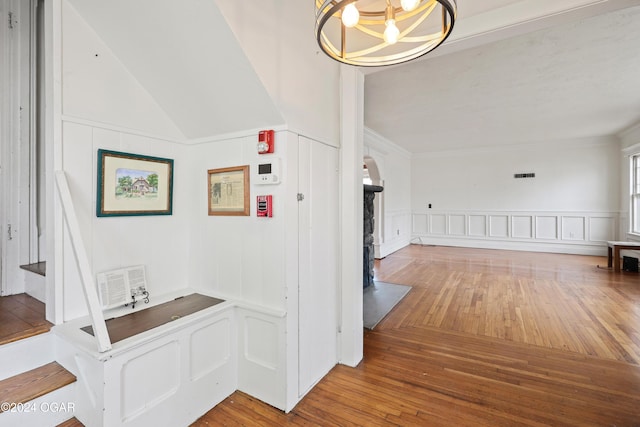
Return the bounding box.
[257,130,275,154]
[257,195,273,217]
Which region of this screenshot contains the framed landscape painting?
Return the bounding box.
[97,149,174,217]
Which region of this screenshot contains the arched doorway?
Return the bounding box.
[363,156,383,258]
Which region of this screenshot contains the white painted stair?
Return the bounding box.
[0,333,79,426]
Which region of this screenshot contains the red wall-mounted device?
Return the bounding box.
[257,130,275,154]
[257,195,273,217]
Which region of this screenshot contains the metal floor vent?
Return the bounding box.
[514,173,536,178]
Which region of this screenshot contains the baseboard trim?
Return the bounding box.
[410,235,607,256]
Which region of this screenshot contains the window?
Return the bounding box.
[632,154,640,233]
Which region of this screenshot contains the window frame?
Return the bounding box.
[631,153,640,234]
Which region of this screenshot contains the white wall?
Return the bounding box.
[55,0,345,413]
[61,2,184,139]
[214,0,341,147]
[186,131,297,312]
[59,1,190,320]
[411,137,621,254]
[186,131,340,411]
[364,128,412,258]
[60,124,190,321]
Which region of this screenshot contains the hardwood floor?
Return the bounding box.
[0,362,76,413]
[0,293,51,346]
[374,246,640,364]
[193,246,640,426]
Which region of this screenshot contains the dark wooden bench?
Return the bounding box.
[606,241,640,272]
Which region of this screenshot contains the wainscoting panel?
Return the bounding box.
[412,211,618,255]
[430,214,447,235]
[237,308,286,411]
[412,214,428,234]
[190,318,232,381]
[562,216,585,241]
[468,215,487,237]
[489,216,509,238]
[120,341,180,421]
[379,210,412,258]
[449,215,466,236]
[512,216,533,239]
[244,316,278,370]
[536,216,558,240]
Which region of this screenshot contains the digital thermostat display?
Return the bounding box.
[256,158,281,185]
[258,163,272,174]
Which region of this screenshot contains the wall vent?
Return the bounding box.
[514,173,535,179]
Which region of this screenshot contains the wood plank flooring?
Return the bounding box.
[194,246,640,426]
[0,362,76,413]
[56,417,85,427]
[0,293,51,346]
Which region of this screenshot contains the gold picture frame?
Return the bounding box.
[208,165,250,216]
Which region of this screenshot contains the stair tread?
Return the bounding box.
[19,261,46,277]
[0,362,76,412]
[0,323,52,347]
[57,417,85,427]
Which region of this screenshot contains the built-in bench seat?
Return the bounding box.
[80,293,224,344]
[52,289,286,426]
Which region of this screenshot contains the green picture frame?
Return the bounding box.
[96,149,174,217]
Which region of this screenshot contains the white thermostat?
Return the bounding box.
[256,158,281,185]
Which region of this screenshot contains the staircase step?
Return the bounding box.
[0,293,51,346]
[0,362,76,412]
[19,261,46,277]
[0,324,51,347]
[57,417,85,427]
[0,333,54,381]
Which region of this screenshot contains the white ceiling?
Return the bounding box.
[364,0,640,153]
[67,0,284,140]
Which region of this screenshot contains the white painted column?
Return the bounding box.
[45,0,62,323]
[338,65,364,367]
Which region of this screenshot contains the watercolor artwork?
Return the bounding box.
[115,168,159,199]
[97,149,174,217]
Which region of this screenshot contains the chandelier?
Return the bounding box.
[315,0,457,67]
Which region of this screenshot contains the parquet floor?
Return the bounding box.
[194,246,640,426]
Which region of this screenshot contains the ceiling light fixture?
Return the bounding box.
[315,0,457,67]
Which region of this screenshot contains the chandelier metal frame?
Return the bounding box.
[315,0,457,67]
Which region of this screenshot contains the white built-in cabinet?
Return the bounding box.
[297,136,339,396]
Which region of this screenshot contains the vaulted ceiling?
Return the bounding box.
[66,0,285,140]
[364,0,640,152]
